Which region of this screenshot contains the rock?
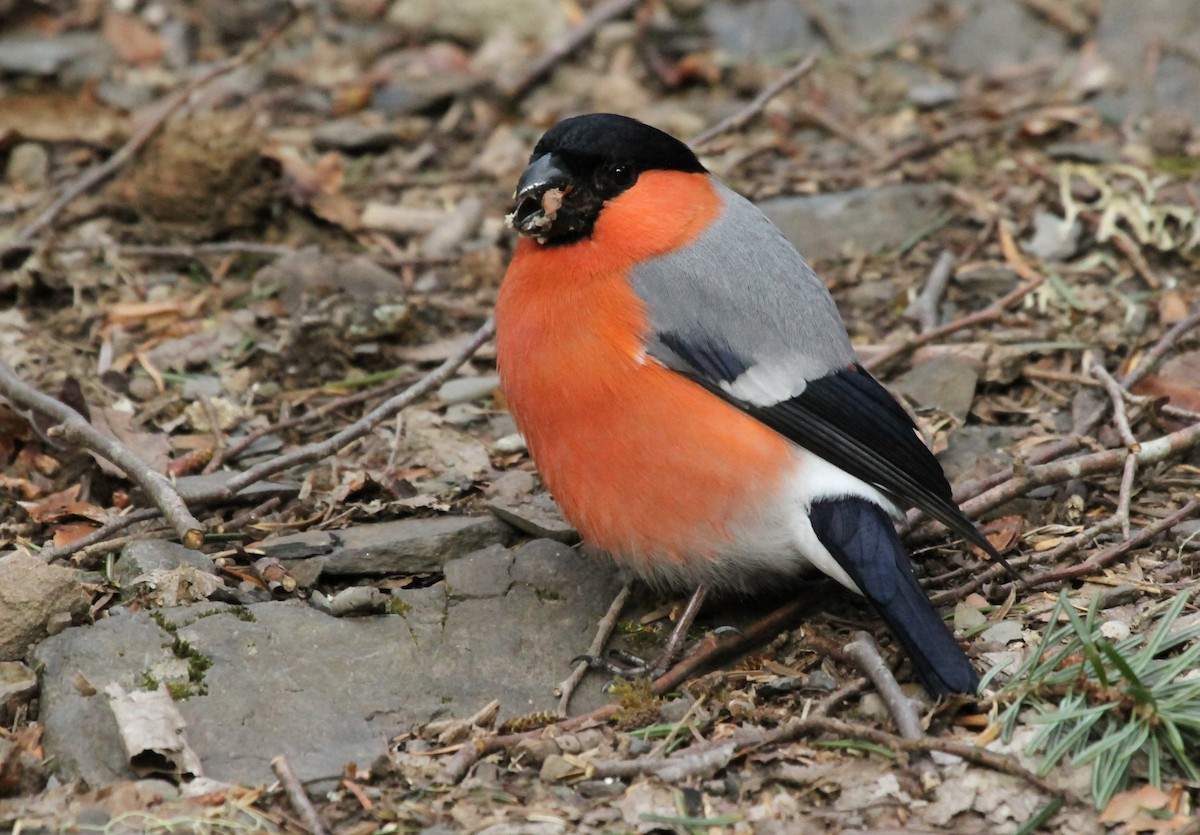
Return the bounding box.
[1024,211,1082,261]
[890,355,979,422]
[315,586,390,617]
[806,0,936,55]
[492,433,528,454]
[312,118,405,152]
[1093,0,1200,122]
[437,374,500,406]
[760,184,950,263]
[114,541,217,592]
[0,33,114,77]
[37,539,624,787]
[444,544,512,599]
[980,620,1023,645]
[539,753,579,782]
[703,0,820,63]
[253,251,410,342]
[0,553,89,661]
[5,143,49,189]
[387,0,567,44]
[908,80,960,108]
[488,494,580,544]
[423,197,486,257]
[320,515,515,576]
[170,472,302,505]
[937,424,1021,485]
[944,0,1067,76]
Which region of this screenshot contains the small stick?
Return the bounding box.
[843,631,923,741]
[930,516,1123,605]
[557,579,633,717]
[1121,307,1200,389]
[957,420,1200,523]
[270,755,330,835]
[190,319,494,503]
[864,275,1045,374]
[908,250,956,333]
[500,0,641,100]
[1086,352,1140,537]
[1,9,297,256]
[0,362,203,547]
[1005,499,1198,592]
[33,507,162,563]
[691,55,818,147]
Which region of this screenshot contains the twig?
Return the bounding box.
[270,755,330,835]
[958,419,1200,523]
[589,740,736,781]
[0,10,297,257]
[1004,499,1198,592]
[207,363,415,472]
[34,507,163,563]
[691,55,818,147]
[223,496,282,533]
[499,0,641,100]
[907,250,956,333]
[1122,307,1200,389]
[557,579,633,717]
[1085,352,1140,538]
[811,676,871,716]
[843,631,923,741]
[438,583,832,784]
[865,274,1044,374]
[582,714,1071,800]
[930,516,1123,605]
[0,362,203,548]
[752,716,1075,801]
[192,319,495,503]
[101,241,298,258]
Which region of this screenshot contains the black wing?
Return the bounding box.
[659,335,1007,567]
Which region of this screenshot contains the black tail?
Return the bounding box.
[809,497,978,696]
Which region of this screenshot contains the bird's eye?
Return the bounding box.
[609,163,636,188]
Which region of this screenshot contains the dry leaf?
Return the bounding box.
[102,10,165,65]
[1100,783,1192,832]
[104,683,203,781]
[130,566,224,607]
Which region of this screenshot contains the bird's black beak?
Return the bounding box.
[509,153,573,239]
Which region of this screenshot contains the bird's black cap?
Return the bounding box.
[529,113,705,175]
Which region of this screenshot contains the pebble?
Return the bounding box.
[437,375,500,406]
[6,143,49,189]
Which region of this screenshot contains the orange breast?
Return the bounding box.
[495,171,792,571]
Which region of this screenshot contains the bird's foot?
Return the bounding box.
[572,625,743,681]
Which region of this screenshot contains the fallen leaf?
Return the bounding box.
[52,522,101,547]
[1100,783,1192,833]
[104,683,203,781]
[102,9,164,65]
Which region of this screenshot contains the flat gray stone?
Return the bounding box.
[891,355,979,422]
[36,539,623,787]
[437,375,500,406]
[944,0,1067,76]
[170,472,301,505]
[488,495,580,544]
[114,541,216,593]
[760,184,950,262]
[321,515,514,576]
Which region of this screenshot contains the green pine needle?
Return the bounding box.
[992,591,1200,808]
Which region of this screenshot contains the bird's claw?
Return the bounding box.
[571,649,666,678]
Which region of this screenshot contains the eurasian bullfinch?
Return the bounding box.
[496,113,998,696]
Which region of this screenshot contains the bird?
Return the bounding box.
[495,112,1002,696]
